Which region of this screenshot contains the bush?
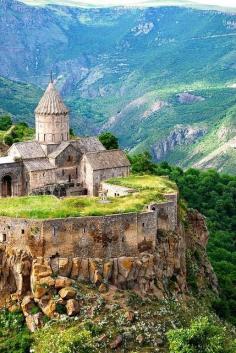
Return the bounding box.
[33,325,95,353]
[167,316,236,353]
[0,309,32,353]
[4,134,13,146]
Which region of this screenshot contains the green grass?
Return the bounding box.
[0,175,176,219]
[107,174,177,193]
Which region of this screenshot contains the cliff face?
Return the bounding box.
[0,209,217,329]
[152,126,207,161]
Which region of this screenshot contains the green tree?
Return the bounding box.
[0,115,12,131]
[167,316,236,353]
[129,151,155,174]
[99,132,119,150]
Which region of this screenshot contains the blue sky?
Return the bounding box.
[21,1,236,8]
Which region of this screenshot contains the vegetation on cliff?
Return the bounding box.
[0,175,175,218]
[130,152,236,325]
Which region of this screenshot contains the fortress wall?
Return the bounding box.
[0,217,44,257]
[41,211,157,258]
[0,196,178,259]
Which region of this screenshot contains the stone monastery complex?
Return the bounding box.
[0,81,217,314]
[0,81,130,198]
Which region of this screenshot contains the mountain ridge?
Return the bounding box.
[0,0,236,172]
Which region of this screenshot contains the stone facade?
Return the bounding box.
[0,82,130,197]
[0,196,177,259]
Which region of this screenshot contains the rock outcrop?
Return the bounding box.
[0,209,218,332]
[152,125,207,161]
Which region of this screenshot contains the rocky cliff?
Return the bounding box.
[0,209,217,331]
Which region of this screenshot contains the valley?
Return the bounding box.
[0,0,236,172]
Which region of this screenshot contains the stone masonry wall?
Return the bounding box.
[0,198,177,259]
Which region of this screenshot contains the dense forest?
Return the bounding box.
[130,152,236,325]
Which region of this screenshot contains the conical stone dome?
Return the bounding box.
[35,82,69,115]
[35,81,70,147]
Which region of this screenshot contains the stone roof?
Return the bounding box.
[24,158,55,172]
[48,141,71,159]
[85,150,130,171]
[35,82,69,115]
[9,141,46,160]
[71,137,105,154]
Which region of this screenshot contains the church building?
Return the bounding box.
[0,82,130,197]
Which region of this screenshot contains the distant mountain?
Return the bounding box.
[0,75,41,123]
[0,0,236,172]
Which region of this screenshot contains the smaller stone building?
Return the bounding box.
[0,81,130,197]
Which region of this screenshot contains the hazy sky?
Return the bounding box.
[21,0,236,8]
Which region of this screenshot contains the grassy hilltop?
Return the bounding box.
[0,175,176,218]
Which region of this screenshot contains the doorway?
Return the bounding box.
[2,175,12,197]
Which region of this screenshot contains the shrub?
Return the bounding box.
[33,325,95,353]
[0,309,32,353]
[167,316,236,353]
[4,134,13,146]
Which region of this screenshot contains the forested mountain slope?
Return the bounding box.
[0,0,236,172]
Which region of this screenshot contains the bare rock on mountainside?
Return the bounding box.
[177,92,205,104]
[152,125,207,161]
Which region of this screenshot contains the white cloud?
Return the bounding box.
[21,0,236,9]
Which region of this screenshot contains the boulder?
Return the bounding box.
[78,259,89,281]
[58,258,72,277]
[71,258,81,279]
[103,260,113,281]
[89,259,103,284]
[66,299,79,316]
[125,310,135,322]
[110,335,123,349]
[98,283,108,293]
[33,285,48,299]
[118,257,134,279]
[59,287,77,300]
[55,276,73,289]
[21,296,36,317]
[39,276,55,287]
[41,299,56,318]
[26,312,44,332]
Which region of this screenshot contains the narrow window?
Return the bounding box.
[62,169,64,176]
[142,223,145,227]
[52,226,56,237]
[21,229,25,234]
[83,228,86,234]
[68,175,71,183]
[44,134,46,141]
